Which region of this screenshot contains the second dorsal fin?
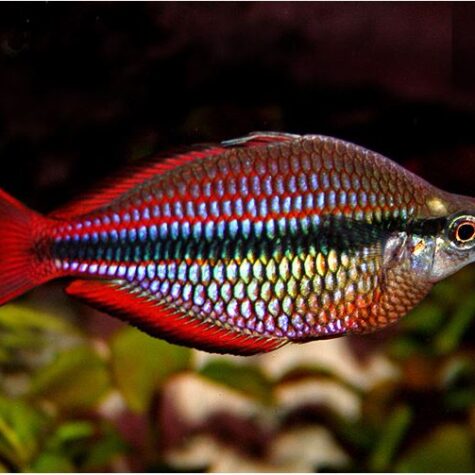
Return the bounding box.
[50,132,301,220]
[49,145,226,219]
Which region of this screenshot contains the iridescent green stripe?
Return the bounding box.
[51,216,404,267]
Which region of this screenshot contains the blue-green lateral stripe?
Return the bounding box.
[51,216,402,267]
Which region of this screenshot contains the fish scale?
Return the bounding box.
[0,132,473,355]
[48,135,423,340]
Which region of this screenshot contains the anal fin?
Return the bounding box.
[66,279,285,356]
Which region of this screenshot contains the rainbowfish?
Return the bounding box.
[0,132,474,355]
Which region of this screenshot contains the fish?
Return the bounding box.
[0,132,474,355]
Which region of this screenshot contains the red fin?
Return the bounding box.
[66,279,285,356]
[221,131,300,148]
[50,145,226,219]
[51,133,299,219]
[0,189,55,305]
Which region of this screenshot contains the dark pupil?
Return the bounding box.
[457,223,475,242]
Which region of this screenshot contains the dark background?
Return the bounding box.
[1,3,475,472]
[0,2,474,214]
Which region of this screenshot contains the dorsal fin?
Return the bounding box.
[50,132,300,220]
[221,131,300,148]
[66,279,286,356]
[50,145,226,219]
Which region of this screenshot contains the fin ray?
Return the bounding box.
[51,133,300,219]
[221,131,300,148]
[50,145,226,219]
[66,279,285,355]
[0,189,57,304]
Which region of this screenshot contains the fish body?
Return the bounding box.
[1,132,474,355]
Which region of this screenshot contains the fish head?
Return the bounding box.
[429,210,475,282]
[388,193,475,283]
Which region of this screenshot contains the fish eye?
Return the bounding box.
[450,216,475,246]
[457,222,475,242]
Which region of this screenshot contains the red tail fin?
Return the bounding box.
[0,189,54,305]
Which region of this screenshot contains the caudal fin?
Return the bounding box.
[0,188,54,305]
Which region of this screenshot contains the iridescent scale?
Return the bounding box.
[50,136,434,341]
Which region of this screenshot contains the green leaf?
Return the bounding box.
[400,303,444,334]
[444,388,475,411]
[435,294,475,354]
[0,305,80,369]
[33,420,127,471]
[110,327,191,412]
[395,424,475,472]
[47,421,95,450]
[0,304,77,335]
[199,360,272,402]
[334,419,376,452]
[369,404,412,472]
[30,452,74,472]
[82,423,128,470]
[0,331,43,351]
[387,337,421,361]
[440,356,473,387]
[431,279,459,306]
[0,397,48,470]
[29,346,110,410]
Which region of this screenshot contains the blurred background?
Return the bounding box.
[0,2,474,472]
